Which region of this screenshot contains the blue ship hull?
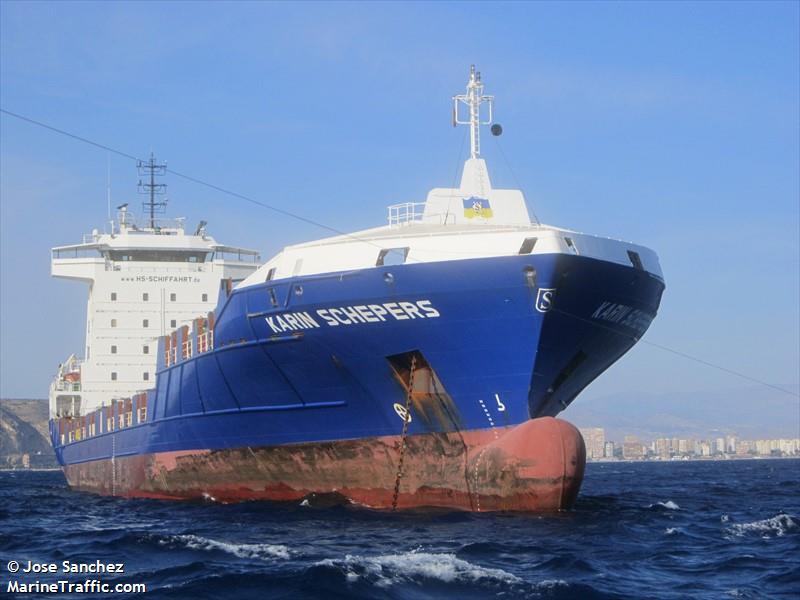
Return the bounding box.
[51,253,663,509]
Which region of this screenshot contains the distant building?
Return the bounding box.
[579,428,606,460]
[655,437,670,459]
[597,433,799,461]
[623,435,644,460]
[604,441,615,459]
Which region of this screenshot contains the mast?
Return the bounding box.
[452,65,494,159]
[137,153,168,229]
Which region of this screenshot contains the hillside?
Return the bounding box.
[0,398,58,469]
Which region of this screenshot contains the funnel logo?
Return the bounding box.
[463,197,493,219]
[535,288,556,313]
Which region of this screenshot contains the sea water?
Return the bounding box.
[1,459,798,599]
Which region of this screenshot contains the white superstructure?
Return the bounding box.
[49,204,260,418]
[240,66,662,289]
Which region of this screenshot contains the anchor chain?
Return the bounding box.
[391,355,416,511]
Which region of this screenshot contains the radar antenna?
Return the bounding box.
[137,153,167,229]
[452,65,494,159]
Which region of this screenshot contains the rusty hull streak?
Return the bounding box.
[64,417,586,512]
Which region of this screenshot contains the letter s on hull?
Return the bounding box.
[417,300,440,318]
[535,288,556,313]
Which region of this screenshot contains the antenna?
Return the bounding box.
[452,65,494,159]
[137,152,167,228]
[106,153,111,222]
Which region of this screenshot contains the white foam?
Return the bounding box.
[649,500,680,510]
[725,513,797,539]
[725,588,759,598]
[665,527,681,535]
[166,534,291,560]
[316,550,521,588]
[536,579,568,590]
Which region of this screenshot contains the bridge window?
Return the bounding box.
[143,292,149,301]
[111,372,117,381]
[202,293,208,302]
[110,292,117,301]
[170,319,177,328]
[518,237,538,254]
[627,250,644,270]
[170,293,177,302]
[143,345,149,354]
[111,319,117,328]
[377,247,409,267]
[107,250,210,263]
[111,345,117,354]
[143,372,150,381]
[143,319,149,328]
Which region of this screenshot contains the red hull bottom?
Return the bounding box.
[63,417,586,512]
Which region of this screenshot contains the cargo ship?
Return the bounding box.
[49,67,665,511]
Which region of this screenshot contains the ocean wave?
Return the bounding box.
[162,534,292,560]
[648,500,680,511]
[725,588,760,598]
[314,550,522,588]
[724,513,798,539]
[665,527,684,535]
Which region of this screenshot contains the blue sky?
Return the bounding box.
[1,1,798,416]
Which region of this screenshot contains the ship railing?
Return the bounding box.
[162,314,215,368]
[388,202,426,226]
[213,247,261,263]
[55,392,148,447]
[197,331,214,354]
[118,216,187,233]
[105,264,206,273]
[53,380,81,392]
[61,355,82,372]
[164,346,178,366]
